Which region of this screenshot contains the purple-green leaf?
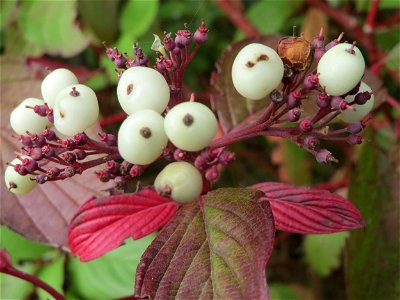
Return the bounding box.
[211,35,282,133]
[135,188,275,299]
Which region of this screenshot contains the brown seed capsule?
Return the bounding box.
[277,35,312,72]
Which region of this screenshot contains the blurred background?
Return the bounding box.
[1,0,399,299]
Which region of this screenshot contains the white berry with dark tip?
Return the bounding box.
[118,109,168,165]
[232,43,284,100]
[318,43,365,96]
[154,161,202,202]
[53,84,99,136]
[117,66,170,115]
[41,68,79,108]
[10,98,50,135]
[164,101,217,152]
[4,158,37,195]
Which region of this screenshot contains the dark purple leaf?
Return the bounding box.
[252,182,364,234]
[68,189,178,262]
[135,188,275,299]
[210,35,282,133]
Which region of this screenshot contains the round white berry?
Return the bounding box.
[164,102,217,152]
[117,66,170,115]
[41,68,79,108]
[340,81,374,123]
[4,158,37,195]
[232,43,284,100]
[10,98,50,135]
[118,109,168,165]
[318,43,365,96]
[53,84,99,136]
[154,161,202,202]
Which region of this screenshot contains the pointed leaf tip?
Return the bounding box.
[253,182,364,234]
[68,188,178,262]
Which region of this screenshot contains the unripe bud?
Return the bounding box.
[288,108,301,122]
[43,129,57,140]
[219,151,235,165]
[303,73,319,90]
[74,133,88,145]
[287,91,302,109]
[346,121,364,134]
[303,135,319,150]
[175,29,192,48]
[346,134,363,145]
[194,20,208,44]
[163,33,175,51]
[317,92,330,108]
[194,155,207,170]
[14,164,28,176]
[270,89,284,104]
[205,165,219,182]
[331,96,349,110]
[47,167,61,178]
[28,148,43,161]
[22,158,38,173]
[114,176,127,189]
[316,149,338,163]
[36,174,47,184]
[299,119,313,132]
[173,149,187,161]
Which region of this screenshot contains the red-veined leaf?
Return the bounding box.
[135,188,275,299]
[252,182,364,234]
[68,188,178,262]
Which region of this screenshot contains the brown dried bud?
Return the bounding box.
[277,35,312,72]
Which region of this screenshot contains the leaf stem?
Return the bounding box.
[0,266,64,300]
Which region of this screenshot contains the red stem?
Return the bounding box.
[213,0,259,37]
[365,0,380,31]
[99,112,127,127]
[386,95,400,111]
[1,266,64,300]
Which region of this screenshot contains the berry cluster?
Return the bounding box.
[211,29,374,162]
[4,23,374,204]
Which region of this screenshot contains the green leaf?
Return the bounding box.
[304,231,349,277]
[0,0,17,30]
[0,226,49,265]
[283,141,312,185]
[135,188,275,299]
[68,234,155,299]
[345,128,400,299]
[246,0,303,34]
[78,0,119,43]
[119,0,159,38]
[18,0,89,57]
[269,282,300,300]
[0,263,36,299]
[37,255,65,299]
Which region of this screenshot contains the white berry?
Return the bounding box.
[41,68,79,108]
[340,81,374,123]
[10,98,50,135]
[53,84,99,136]
[118,109,168,165]
[318,43,365,96]
[4,158,37,195]
[117,66,170,115]
[154,161,202,202]
[232,43,284,100]
[164,102,217,152]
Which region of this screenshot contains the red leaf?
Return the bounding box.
[252,182,364,234]
[68,189,178,262]
[135,188,275,299]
